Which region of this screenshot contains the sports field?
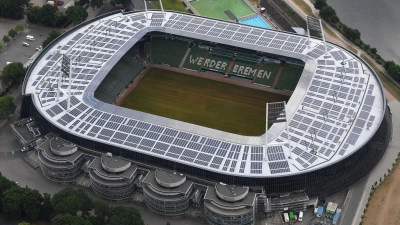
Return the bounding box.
[189,0,255,21]
[121,68,289,136]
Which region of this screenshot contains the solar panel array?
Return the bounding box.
[26,11,384,177]
[164,14,308,54]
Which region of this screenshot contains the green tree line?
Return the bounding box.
[314,0,400,81]
[0,172,145,225]
[27,4,89,28]
[0,0,29,19]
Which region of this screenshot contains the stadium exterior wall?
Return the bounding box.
[21,94,392,198]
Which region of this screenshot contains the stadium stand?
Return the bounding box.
[211,47,236,58]
[236,52,261,63]
[201,52,233,73]
[182,45,209,71]
[150,37,189,67]
[144,41,151,57]
[274,63,304,91]
[229,60,260,79]
[253,60,281,87]
[94,48,144,103]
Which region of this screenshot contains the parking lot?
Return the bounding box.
[0,19,57,68]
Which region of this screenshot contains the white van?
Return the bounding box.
[26,35,35,41]
[298,211,303,222]
[283,213,289,223]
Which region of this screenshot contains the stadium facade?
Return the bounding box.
[17,10,392,223]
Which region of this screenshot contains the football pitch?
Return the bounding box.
[121,68,290,136]
[189,0,255,21]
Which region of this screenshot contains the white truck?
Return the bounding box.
[326,202,338,214]
[298,211,303,222]
[283,213,289,223]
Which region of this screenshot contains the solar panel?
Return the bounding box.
[159,135,174,143]
[229,161,237,172]
[242,146,249,160]
[126,135,141,144]
[197,153,212,162]
[239,161,246,173]
[268,161,289,170]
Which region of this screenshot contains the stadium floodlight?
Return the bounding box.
[306,16,327,54]
[145,0,166,21]
[266,101,292,159]
[61,54,72,111]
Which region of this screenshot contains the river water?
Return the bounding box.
[327,0,400,64]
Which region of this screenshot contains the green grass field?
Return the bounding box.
[121,68,289,136]
[189,0,254,20]
[152,0,188,12]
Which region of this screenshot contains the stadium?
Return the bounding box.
[17,9,392,223]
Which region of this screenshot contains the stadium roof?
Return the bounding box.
[23,11,386,177]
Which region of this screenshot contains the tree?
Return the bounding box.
[8,29,17,39]
[0,43,3,52]
[18,222,30,225]
[40,4,59,27]
[38,193,53,221]
[15,24,24,33]
[0,0,29,19]
[0,173,18,211]
[314,0,327,10]
[370,48,377,55]
[0,62,26,89]
[110,0,130,7]
[89,200,110,225]
[22,188,43,220]
[107,206,144,225]
[27,6,42,24]
[66,5,88,26]
[54,11,67,27]
[90,0,105,9]
[0,96,16,120]
[330,15,340,24]
[3,35,10,44]
[2,186,25,219]
[51,214,92,225]
[42,30,61,48]
[52,187,93,217]
[364,44,371,52]
[319,6,337,22]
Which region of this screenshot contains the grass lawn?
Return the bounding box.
[189,0,254,21]
[292,0,312,16]
[346,44,358,54]
[153,0,188,13]
[121,68,289,136]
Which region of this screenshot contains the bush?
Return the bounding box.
[314,0,327,10]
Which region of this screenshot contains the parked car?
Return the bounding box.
[23,42,30,47]
[26,35,35,41]
[36,46,43,51]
